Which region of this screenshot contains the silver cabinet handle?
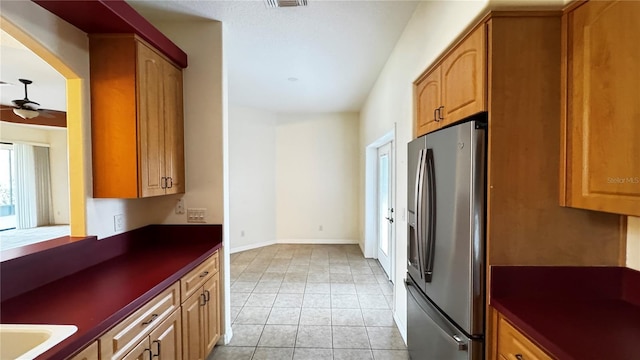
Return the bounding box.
[452,334,467,351]
[515,355,524,360]
[438,105,445,121]
[167,177,173,188]
[160,177,167,189]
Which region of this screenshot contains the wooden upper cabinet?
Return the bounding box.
[137,44,166,197]
[90,34,186,198]
[415,68,441,137]
[413,25,486,137]
[441,26,486,125]
[561,0,640,216]
[163,61,186,194]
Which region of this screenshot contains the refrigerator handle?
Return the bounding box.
[452,335,468,351]
[414,149,426,278]
[423,148,436,282]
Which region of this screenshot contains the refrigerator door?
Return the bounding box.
[421,120,486,336]
[407,136,427,284]
[406,278,483,360]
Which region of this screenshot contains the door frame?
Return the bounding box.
[364,127,396,281]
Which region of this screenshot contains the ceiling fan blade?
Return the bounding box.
[0,105,66,127]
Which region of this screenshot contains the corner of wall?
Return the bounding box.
[627,216,640,270]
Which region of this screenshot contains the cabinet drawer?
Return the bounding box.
[100,282,180,360]
[69,341,99,360]
[181,251,219,303]
[497,316,553,360]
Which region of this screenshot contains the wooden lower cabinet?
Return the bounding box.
[69,341,99,360]
[493,311,552,360]
[181,272,220,360]
[120,305,183,360]
[88,252,221,360]
[204,274,221,355]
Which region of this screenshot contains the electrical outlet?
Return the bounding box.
[176,198,185,214]
[187,208,207,223]
[114,214,125,232]
[241,230,245,237]
[319,225,323,231]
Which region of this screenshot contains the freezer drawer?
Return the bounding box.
[406,278,483,360]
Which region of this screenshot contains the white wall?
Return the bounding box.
[229,106,277,252]
[276,112,359,243]
[359,0,490,340]
[147,21,226,226]
[0,122,69,224]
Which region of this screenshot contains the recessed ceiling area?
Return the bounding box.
[0,30,66,112]
[128,0,420,113]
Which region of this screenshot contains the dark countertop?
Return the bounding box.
[491,266,640,360]
[0,224,222,360]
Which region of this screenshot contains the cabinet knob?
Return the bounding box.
[515,354,524,360]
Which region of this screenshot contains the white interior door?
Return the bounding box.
[377,141,394,280]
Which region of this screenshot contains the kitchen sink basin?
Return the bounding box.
[0,324,77,360]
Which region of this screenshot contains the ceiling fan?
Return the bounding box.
[1,78,57,119]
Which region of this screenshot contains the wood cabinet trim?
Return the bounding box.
[89,33,182,69]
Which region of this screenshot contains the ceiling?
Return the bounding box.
[1,1,418,114]
[128,0,420,113]
[0,30,67,112]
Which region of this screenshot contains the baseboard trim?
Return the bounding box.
[394,310,407,344]
[229,240,277,254]
[277,238,359,245]
[223,326,233,344]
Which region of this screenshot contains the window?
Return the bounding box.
[0,143,16,231]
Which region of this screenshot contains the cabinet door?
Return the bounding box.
[162,61,186,195]
[150,309,183,360]
[441,26,486,125]
[121,338,151,360]
[496,315,552,360]
[182,290,206,360]
[415,67,441,137]
[203,273,221,356]
[563,0,640,216]
[70,341,99,360]
[137,43,166,197]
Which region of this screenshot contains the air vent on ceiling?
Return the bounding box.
[266,0,308,8]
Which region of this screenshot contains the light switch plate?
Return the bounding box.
[114,214,125,232]
[187,208,206,223]
[176,198,185,214]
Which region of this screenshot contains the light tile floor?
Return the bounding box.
[210,244,409,360]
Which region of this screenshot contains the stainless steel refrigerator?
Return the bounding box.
[406,117,486,360]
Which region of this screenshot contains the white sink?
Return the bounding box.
[0,324,77,360]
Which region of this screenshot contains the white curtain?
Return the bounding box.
[14,144,53,229]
